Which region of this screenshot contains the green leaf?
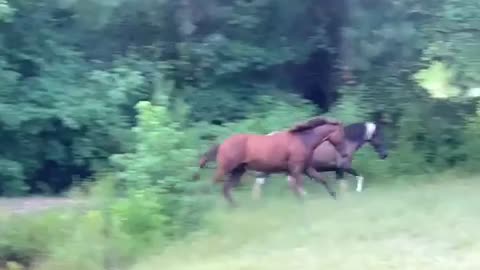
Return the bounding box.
[413,61,460,99]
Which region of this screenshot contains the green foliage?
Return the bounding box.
[0,160,26,195]
[215,94,318,136]
[3,0,480,268]
[325,89,369,122]
[0,0,14,21]
[190,93,320,160]
[0,47,154,194]
[170,0,331,122]
[35,179,165,270]
[0,211,73,266]
[459,106,480,171]
[420,0,480,91]
[0,177,207,270]
[414,61,460,99]
[389,105,432,174]
[0,0,476,194]
[110,97,210,239]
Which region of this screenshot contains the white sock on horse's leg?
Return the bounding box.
[256,177,266,185]
[252,178,265,200]
[287,175,297,185]
[288,175,307,196]
[356,176,364,192]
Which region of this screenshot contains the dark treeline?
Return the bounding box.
[0,0,480,195]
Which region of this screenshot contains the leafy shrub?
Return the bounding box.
[0,211,74,268]
[2,93,214,270]
[110,97,211,240]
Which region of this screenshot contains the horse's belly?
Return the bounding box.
[245,153,288,172]
[311,159,336,168]
[245,159,287,173]
[311,143,337,167]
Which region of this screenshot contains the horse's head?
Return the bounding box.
[365,122,388,159]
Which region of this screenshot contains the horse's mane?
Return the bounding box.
[288,116,341,133]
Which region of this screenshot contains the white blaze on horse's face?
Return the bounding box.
[364,122,377,141]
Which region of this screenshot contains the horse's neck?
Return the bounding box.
[344,124,371,153]
[345,139,365,154]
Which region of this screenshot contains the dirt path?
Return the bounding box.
[0,197,83,215]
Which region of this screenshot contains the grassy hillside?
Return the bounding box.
[132,174,480,270]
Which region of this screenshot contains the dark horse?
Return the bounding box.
[193,117,349,206]
[252,121,388,199]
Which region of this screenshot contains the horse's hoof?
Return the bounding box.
[330,192,337,199]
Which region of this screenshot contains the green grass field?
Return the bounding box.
[131,174,480,270]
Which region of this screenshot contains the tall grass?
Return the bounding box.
[131,173,480,270]
[1,173,479,270]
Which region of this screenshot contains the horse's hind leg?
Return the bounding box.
[223,166,246,207]
[213,167,234,205]
[287,167,307,200]
[306,167,336,199]
[213,167,226,183]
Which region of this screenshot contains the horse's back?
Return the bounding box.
[245,132,292,151]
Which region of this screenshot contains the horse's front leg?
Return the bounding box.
[343,167,364,192]
[335,168,345,180]
[252,172,269,200]
[305,167,336,199]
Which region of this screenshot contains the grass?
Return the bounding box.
[131,173,480,270]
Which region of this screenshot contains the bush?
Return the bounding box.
[110,98,211,240]
[0,210,77,268]
[35,178,163,270]
[0,95,214,270]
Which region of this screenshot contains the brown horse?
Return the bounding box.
[193,117,348,206]
[252,121,388,199]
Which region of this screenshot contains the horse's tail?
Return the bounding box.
[193,143,220,180]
